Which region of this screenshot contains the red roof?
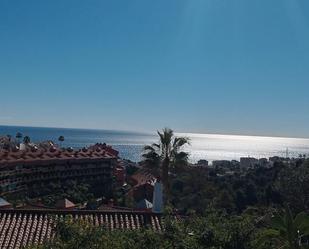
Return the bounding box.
[0,145,118,166]
[89,143,119,157]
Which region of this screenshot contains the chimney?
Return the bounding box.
[152,180,163,213]
[19,143,26,151]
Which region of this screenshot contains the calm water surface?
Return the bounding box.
[1,126,309,163]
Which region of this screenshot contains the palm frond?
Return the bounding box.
[295,212,309,237]
[157,131,165,144]
[151,143,161,149]
[172,151,189,167]
[142,150,161,170]
[173,137,190,148]
[295,212,309,228]
[262,208,309,249]
[260,228,281,238]
[271,215,287,233]
[142,150,160,160]
[158,128,173,146]
[143,145,155,151]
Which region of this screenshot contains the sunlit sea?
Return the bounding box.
[1,126,309,163]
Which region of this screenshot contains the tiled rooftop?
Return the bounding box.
[0,209,163,249]
[0,143,118,166]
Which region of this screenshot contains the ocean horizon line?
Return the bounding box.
[1,124,309,141]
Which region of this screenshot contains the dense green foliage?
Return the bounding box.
[170,160,309,215]
[27,210,258,249]
[6,179,110,208]
[28,208,309,249]
[258,207,309,249]
[276,160,309,213]
[38,180,93,206]
[26,159,309,249]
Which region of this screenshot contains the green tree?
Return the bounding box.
[275,160,309,213]
[259,207,309,249]
[142,128,190,202]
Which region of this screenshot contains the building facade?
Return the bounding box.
[240,157,259,169]
[0,144,118,195]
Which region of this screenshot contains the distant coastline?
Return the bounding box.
[1,125,309,163]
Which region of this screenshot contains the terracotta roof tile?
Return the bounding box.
[0,146,118,167]
[0,209,162,249]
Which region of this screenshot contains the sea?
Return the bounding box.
[1,125,309,163]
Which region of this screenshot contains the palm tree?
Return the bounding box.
[23,136,31,144]
[58,136,65,148]
[260,207,309,249]
[16,132,23,144]
[142,128,190,203]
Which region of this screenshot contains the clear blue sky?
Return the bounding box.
[1,0,309,137]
